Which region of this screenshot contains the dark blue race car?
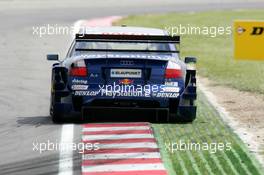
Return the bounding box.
[47,27,197,123]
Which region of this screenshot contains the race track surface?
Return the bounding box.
[0,0,264,174]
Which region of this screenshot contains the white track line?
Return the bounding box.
[82,163,165,172]
[58,124,74,175]
[57,17,82,175]
[83,152,161,160]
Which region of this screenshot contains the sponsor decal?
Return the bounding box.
[80,54,174,60]
[71,85,89,90]
[74,91,100,96]
[165,81,178,86]
[110,69,142,78]
[154,92,179,98]
[72,78,88,84]
[234,20,264,60]
[119,79,134,85]
[251,26,264,35]
[237,26,246,34]
[163,82,180,92]
[73,83,180,98]
[162,86,180,92]
[89,73,98,78]
[101,91,146,98]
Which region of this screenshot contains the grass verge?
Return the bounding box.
[153,91,264,175]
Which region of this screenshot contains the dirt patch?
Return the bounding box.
[199,76,264,167]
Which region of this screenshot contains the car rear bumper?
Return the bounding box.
[53,101,196,121]
[82,96,171,108]
[81,106,169,120]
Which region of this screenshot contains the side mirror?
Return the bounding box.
[47,54,59,61]
[185,57,197,64]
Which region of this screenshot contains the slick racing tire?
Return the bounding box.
[169,99,196,123]
[50,91,63,123]
[50,105,63,123]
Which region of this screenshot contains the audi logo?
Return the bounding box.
[120,60,134,65]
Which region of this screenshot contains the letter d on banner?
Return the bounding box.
[234,20,264,60]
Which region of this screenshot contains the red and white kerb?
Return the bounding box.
[81,123,168,175]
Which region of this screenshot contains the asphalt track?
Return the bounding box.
[1,0,264,174]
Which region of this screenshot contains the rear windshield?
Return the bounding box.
[70,41,177,57]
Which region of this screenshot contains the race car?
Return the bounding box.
[47,26,197,123]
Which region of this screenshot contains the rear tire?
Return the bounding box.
[168,99,179,123]
[51,110,63,123]
[177,105,197,123]
[52,117,61,123]
[50,100,64,123]
[169,100,196,123]
[50,90,64,123]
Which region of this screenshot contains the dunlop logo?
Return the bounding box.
[251,27,264,35]
[234,21,264,60]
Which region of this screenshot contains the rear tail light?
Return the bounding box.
[165,61,182,79]
[70,67,87,77]
[70,60,87,77]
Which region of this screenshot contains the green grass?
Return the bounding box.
[153,91,264,175]
[115,10,264,94]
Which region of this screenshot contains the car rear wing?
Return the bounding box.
[75,34,180,53]
[75,34,180,43]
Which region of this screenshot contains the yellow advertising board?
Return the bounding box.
[234,20,264,60]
